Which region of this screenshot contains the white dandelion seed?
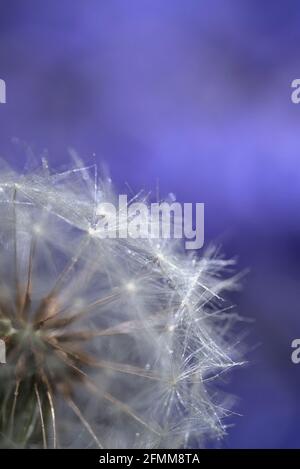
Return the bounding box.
[0,156,243,449]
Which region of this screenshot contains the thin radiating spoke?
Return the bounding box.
[20,237,36,318]
[34,239,89,323]
[12,187,21,309]
[9,379,20,437]
[86,380,161,437]
[46,389,56,449]
[51,348,161,437]
[66,398,103,449]
[34,383,47,449]
[40,290,122,329]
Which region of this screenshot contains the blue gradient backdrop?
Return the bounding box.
[0,0,300,448]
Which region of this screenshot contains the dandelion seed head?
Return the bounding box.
[0,157,243,449]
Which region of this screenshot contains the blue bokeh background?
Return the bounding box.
[1,0,300,448]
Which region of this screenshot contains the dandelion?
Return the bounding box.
[0,156,243,448]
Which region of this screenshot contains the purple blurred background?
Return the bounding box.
[1,0,300,448]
